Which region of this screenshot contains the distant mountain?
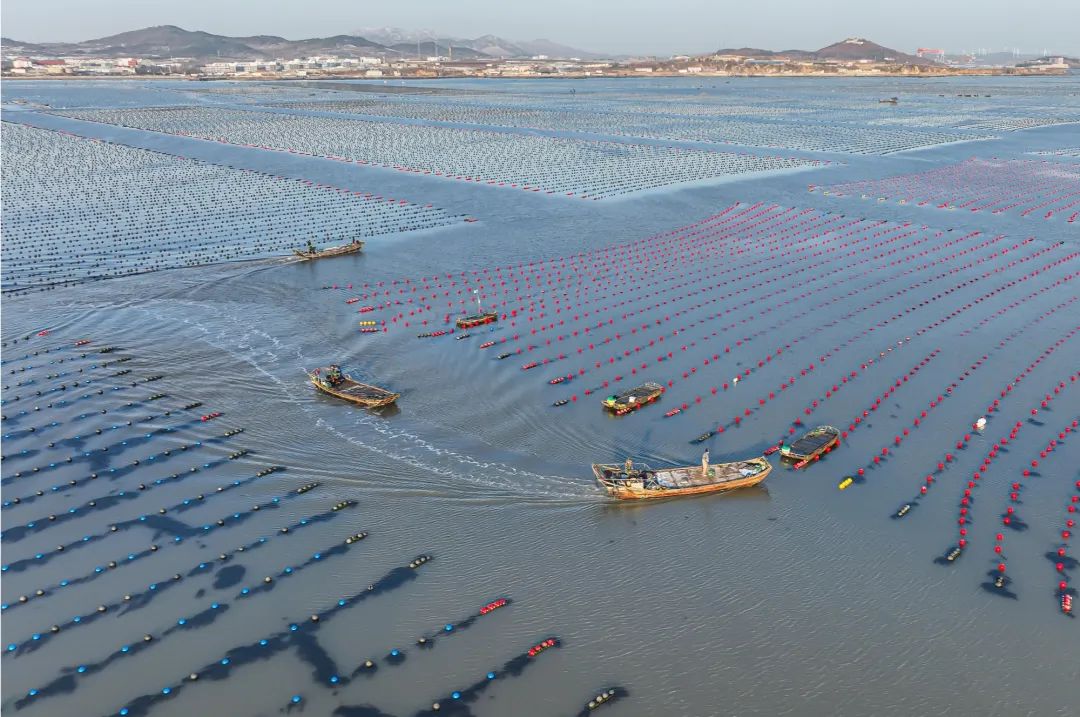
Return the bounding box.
[1,25,387,61]
[1,25,606,62]
[814,38,926,64]
[715,37,933,65]
[355,26,604,59]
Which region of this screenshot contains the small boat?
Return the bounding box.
[455,312,498,329]
[592,456,771,500]
[307,366,399,408]
[293,239,364,261]
[780,425,840,462]
[602,382,664,415]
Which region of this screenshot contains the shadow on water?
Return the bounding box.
[54,559,432,716]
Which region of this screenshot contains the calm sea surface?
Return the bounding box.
[2,75,1079,717]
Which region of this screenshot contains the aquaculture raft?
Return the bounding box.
[592,456,771,500]
[293,240,364,261]
[779,425,840,462]
[602,382,664,415]
[455,312,498,329]
[307,368,399,408]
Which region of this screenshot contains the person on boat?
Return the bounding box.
[701,448,710,478]
[326,365,344,386]
[624,457,634,475]
[306,239,317,255]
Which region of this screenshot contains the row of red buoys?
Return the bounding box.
[990,415,1078,606]
[852,298,1076,483]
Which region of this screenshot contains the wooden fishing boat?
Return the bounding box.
[455,312,498,329]
[307,366,399,408]
[293,239,364,261]
[592,456,771,500]
[779,425,840,462]
[602,382,663,415]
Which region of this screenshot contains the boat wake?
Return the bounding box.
[132,299,597,503]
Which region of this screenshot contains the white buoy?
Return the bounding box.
[975,417,987,430]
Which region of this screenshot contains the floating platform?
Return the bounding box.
[780,425,840,462]
[602,382,663,415]
[455,312,498,329]
[592,456,771,500]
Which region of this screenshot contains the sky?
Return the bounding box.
[3,0,1079,56]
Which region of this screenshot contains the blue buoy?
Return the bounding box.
[329,675,339,684]
[259,639,269,646]
[445,624,453,632]
[487,672,496,680]
[452,691,461,700]
[291,695,302,703]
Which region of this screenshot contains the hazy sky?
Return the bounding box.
[3,0,1078,56]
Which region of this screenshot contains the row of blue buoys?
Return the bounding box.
[420,638,560,715]
[82,555,433,717]
[3,498,348,649]
[11,529,370,702]
[0,389,167,445]
[1,482,306,574]
[1,427,229,509]
[347,596,510,680]
[0,454,265,541]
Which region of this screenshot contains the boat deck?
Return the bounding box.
[653,462,763,488]
[335,382,392,400]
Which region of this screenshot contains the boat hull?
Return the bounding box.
[779,426,840,462]
[308,372,399,408]
[455,312,498,329]
[602,382,664,415]
[592,457,771,500]
[293,241,364,261]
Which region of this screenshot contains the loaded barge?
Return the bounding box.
[780,425,840,463]
[602,382,664,415]
[592,456,771,500]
